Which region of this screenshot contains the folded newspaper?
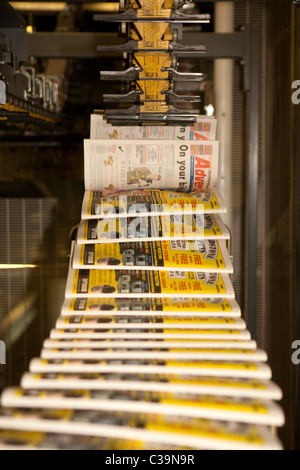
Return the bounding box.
[1,388,285,427]
[20,373,282,401]
[60,297,241,317]
[48,329,252,341]
[90,114,217,141]
[0,429,201,450]
[55,314,245,330]
[28,358,272,380]
[43,338,257,350]
[76,214,230,244]
[38,348,267,363]
[0,428,206,450]
[65,266,235,299]
[0,408,283,450]
[84,139,219,192]
[72,239,233,273]
[81,188,227,219]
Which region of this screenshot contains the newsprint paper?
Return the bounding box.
[84,140,219,192]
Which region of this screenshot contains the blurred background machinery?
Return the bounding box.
[0,0,299,450]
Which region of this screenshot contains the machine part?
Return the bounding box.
[103,90,142,102]
[104,104,199,116]
[160,90,201,102]
[97,0,208,125]
[96,39,207,53]
[93,9,210,23]
[162,67,204,81]
[100,66,142,81]
[107,114,198,125]
[0,2,82,130]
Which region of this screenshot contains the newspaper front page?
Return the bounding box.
[84,139,219,192]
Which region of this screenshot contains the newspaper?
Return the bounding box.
[90,114,217,141]
[49,326,251,340]
[72,239,233,273]
[39,348,267,362]
[21,373,283,400]
[29,358,272,380]
[76,214,230,244]
[43,339,257,350]
[65,266,235,299]
[55,314,245,331]
[84,139,219,192]
[0,408,283,450]
[60,297,241,318]
[1,388,284,427]
[0,429,196,450]
[81,188,227,219]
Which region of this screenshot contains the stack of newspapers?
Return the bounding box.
[0,116,285,450]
